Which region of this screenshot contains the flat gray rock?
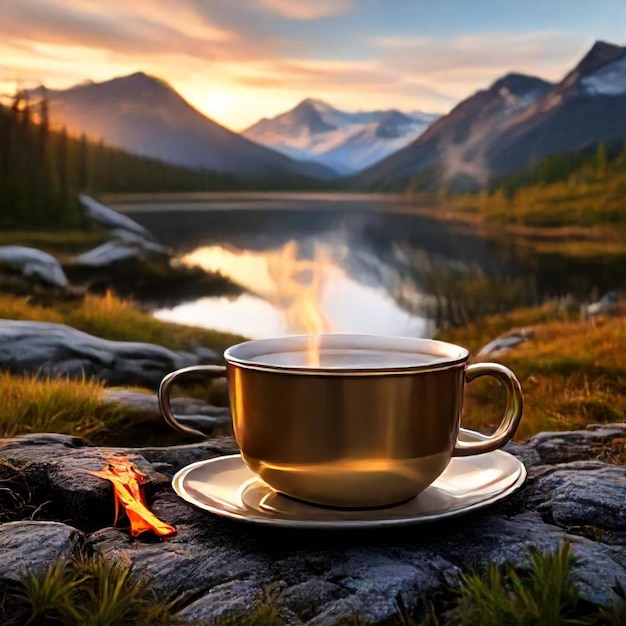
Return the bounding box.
[0,245,69,288]
[79,194,151,239]
[0,319,202,388]
[75,239,169,267]
[527,423,626,464]
[75,240,145,266]
[115,390,231,431]
[0,521,83,582]
[1,426,625,624]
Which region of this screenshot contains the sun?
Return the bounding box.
[206,91,230,115]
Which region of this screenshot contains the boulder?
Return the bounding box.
[0,425,624,624]
[102,388,232,437]
[74,239,170,267]
[0,521,84,582]
[79,194,151,239]
[0,245,69,288]
[478,326,535,357]
[108,228,169,254]
[75,240,145,266]
[0,319,206,388]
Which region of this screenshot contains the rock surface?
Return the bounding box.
[79,194,152,239]
[103,388,232,436]
[477,327,535,357]
[0,521,83,581]
[0,425,624,625]
[75,239,169,267]
[0,245,69,288]
[0,319,222,388]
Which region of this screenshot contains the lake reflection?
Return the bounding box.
[118,193,624,342]
[154,240,433,339]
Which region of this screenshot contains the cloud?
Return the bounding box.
[258,0,355,20]
[0,0,605,129]
[373,30,584,82]
[0,0,235,59]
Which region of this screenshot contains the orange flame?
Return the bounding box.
[267,241,331,366]
[90,458,176,538]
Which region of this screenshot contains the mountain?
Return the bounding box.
[243,99,439,174]
[29,73,336,182]
[358,41,626,190]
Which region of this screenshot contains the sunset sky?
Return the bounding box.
[1,0,624,131]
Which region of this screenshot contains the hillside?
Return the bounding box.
[0,98,242,230]
[30,73,336,184]
[358,41,626,191]
[243,98,437,174]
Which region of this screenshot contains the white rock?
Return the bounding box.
[0,245,69,288]
[108,228,169,254]
[581,291,621,318]
[75,241,143,266]
[79,194,152,238]
[478,327,535,357]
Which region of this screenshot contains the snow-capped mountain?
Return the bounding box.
[29,73,336,182]
[358,41,626,190]
[243,99,439,174]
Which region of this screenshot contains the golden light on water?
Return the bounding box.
[184,241,334,364]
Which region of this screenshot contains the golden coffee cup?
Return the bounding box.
[159,334,523,508]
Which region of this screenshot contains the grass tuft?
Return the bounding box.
[208,587,284,625]
[419,543,625,626]
[11,554,180,626]
[0,372,115,439]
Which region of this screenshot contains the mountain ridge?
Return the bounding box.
[29,72,337,183]
[356,40,626,190]
[243,98,439,174]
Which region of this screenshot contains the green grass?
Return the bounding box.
[423,543,622,626]
[4,555,181,626]
[4,544,624,626]
[0,292,244,446]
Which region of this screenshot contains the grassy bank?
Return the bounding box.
[0,292,247,444]
[437,305,626,440]
[402,145,626,262]
[2,291,624,445]
[0,291,246,353]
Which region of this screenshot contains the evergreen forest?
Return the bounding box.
[0,92,241,230]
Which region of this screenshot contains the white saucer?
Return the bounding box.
[172,430,526,529]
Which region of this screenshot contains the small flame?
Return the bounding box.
[267,241,332,366]
[90,458,176,538]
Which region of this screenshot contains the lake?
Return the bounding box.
[111,193,622,340]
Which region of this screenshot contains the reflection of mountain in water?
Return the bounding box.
[124,198,625,331]
[127,204,498,298]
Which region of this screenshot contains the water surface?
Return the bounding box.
[113,193,622,340]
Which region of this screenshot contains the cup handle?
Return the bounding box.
[453,362,523,457]
[158,365,228,438]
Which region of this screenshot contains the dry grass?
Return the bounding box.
[438,309,626,440]
[0,291,246,353]
[5,555,181,626]
[0,372,122,439]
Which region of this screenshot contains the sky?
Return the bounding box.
[0,0,624,131]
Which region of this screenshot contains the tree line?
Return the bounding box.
[0,92,242,230]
